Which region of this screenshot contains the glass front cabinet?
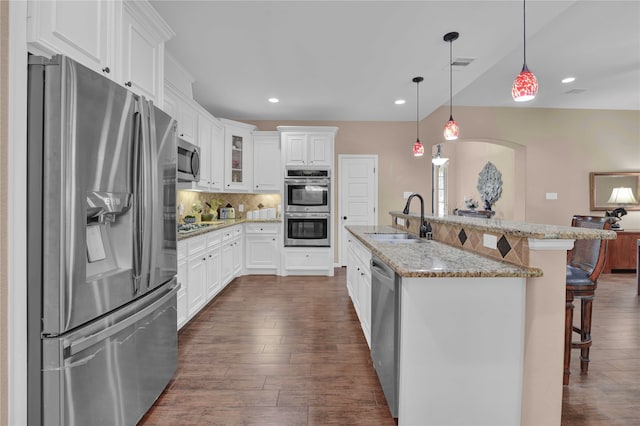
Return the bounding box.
[221,119,255,191]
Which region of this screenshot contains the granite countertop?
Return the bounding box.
[390,211,617,240]
[347,225,542,278]
[177,218,281,241]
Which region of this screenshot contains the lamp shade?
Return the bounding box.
[432,156,449,166]
[432,143,449,165]
[512,65,538,102]
[413,140,424,157]
[443,117,459,140]
[608,187,638,204]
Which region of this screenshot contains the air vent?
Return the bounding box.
[564,88,587,95]
[452,57,475,67]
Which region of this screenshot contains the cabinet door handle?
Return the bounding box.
[124,81,132,87]
[202,257,206,262]
[343,216,347,220]
[255,185,259,188]
[102,67,110,74]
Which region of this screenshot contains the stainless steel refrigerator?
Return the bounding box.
[27,55,179,426]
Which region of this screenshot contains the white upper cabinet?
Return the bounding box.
[279,127,338,168]
[307,134,333,166]
[175,94,198,145]
[27,0,117,78]
[253,131,281,192]
[164,86,197,145]
[196,114,214,190]
[27,0,173,102]
[210,119,226,191]
[119,1,174,103]
[195,113,225,191]
[221,119,256,192]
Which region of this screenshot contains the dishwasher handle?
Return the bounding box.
[371,257,397,282]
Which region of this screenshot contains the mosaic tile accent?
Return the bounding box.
[497,235,512,258]
[458,229,468,246]
[347,225,541,278]
[391,213,530,268]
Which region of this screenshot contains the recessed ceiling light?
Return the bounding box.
[268,97,279,103]
[561,77,576,84]
[394,99,406,105]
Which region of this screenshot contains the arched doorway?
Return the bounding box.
[434,139,526,221]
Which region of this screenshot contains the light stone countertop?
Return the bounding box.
[177,218,281,241]
[347,225,542,278]
[391,212,617,240]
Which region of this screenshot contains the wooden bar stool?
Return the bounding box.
[564,215,612,385]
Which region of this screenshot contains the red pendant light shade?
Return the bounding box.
[513,0,538,102]
[443,32,460,140]
[412,76,425,157]
[444,117,459,140]
[512,65,538,102]
[413,139,424,156]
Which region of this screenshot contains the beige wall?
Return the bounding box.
[246,106,640,229]
[1,0,9,423]
[423,106,640,228]
[447,140,517,220]
[246,120,431,224]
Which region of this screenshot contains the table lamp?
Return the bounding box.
[606,187,638,229]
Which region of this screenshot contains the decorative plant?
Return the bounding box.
[476,161,503,211]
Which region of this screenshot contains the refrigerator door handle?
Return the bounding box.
[138,98,154,293]
[145,99,159,292]
[132,109,143,295]
[67,282,179,357]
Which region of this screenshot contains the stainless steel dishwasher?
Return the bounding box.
[370,256,401,418]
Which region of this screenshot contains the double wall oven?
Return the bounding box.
[284,169,331,247]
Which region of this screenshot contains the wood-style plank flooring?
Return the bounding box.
[139,268,395,425]
[139,269,639,425]
[561,272,639,426]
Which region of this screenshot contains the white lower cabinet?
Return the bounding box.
[176,225,244,329]
[176,253,188,329]
[221,241,234,287]
[282,248,333,276]
[346,232,372,346]
[245,223,280,274]
[232,236,243,276]
[186,238,207,318]
[205,232,222,299]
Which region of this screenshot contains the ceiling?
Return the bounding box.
[151,1,640,122]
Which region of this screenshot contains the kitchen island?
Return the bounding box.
[347,214,614,426]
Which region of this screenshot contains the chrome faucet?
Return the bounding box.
[403,193,430,238]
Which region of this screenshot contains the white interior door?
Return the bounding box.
[338,155,378,266]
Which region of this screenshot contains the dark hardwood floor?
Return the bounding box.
[139,269,639,425]
[561,272,639,426]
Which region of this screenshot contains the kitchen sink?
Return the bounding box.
[365,233,424,243]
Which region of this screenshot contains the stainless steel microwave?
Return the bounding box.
[177,138,200,182]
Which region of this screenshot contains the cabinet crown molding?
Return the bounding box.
[277,126,338,135]
[124,0,175,41]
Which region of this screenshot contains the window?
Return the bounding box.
[433,164,447,216]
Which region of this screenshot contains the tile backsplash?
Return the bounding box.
[177,190,281,221]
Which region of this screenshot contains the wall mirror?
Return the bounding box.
[590,172,640,211]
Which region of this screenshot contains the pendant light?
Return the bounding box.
[432,144,449,166]
[412,76,425,157]
[443,31,460,140]
[512,0,538,102]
